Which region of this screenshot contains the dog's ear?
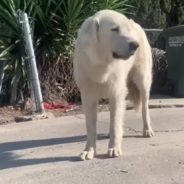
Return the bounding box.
[93,17,100,42]
[77,17,100,47]
[129,19,135,27]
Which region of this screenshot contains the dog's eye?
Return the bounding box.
[111,26,119,32]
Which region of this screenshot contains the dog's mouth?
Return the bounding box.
[112,52,122,59]
[112,52,130,60]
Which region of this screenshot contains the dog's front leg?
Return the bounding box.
[108,93,126,158]
[80,91,98,161]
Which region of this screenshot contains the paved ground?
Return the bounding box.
[0,108,184,184]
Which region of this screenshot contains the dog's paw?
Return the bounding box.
[79,149,96,161]
[107,147,122,158]
[143,128,154,138]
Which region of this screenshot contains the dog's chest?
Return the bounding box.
[88,61,125,82]
[93,69,128,98]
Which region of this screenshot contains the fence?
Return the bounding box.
[21,12,44,112]
[18,11,44,113]
[143,28,164,49]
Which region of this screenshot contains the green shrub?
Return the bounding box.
[0,0,135,104]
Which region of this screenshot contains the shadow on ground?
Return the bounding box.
[0,134,141,170]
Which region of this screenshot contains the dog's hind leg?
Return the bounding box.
[133,74,154,138]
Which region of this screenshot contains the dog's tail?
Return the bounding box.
[127,80,142,113]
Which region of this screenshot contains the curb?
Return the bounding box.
[126,104,184,110]
[0,103,184,126]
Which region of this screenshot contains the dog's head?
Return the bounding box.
[90,10,139,61]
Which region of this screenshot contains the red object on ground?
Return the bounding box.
[43,103,54,109]
[43,102,76,112]
[61,104,76,112]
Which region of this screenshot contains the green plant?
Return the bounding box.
[0,0,36,104]
[0,0,135,105]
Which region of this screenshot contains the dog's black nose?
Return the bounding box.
[129,41,139,56]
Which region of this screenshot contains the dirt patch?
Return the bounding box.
[0,104,110,125]
[0,106,22,125]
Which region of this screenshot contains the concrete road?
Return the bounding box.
[0,108,184,184]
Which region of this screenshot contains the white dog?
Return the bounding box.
[73,10,154,161]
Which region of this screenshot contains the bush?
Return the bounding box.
[151,48,172,95]
[0,0,135,104]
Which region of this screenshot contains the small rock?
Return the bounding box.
[150,144,156,146]
[24,97,35,112]
[35,112,55,120]
[7,105,14,110]
[0,119,12,125]
[120,170,128,173]
[15,116,33,123]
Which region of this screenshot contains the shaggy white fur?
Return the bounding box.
[73,10,154,161]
